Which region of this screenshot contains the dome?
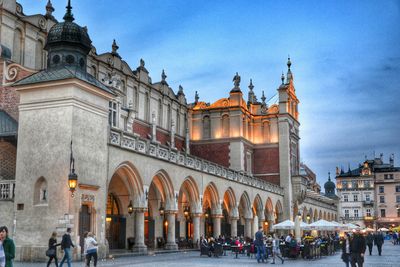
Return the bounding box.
[44,1,91,54]
[324,174,336,193]
[45,21,91,53]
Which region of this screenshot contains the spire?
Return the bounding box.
[286,55,293,83]
[281,72,285,84]
[161,69,167,82]
[63,0,74,22]
[328,172,331,181]
[348,163,351,173]
[46,0,54,15]
[248,79,255,105]
[248,79,254,91]
[261,90,266,104]
[194,91,199,104]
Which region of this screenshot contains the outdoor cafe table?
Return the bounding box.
[231,245,240,258]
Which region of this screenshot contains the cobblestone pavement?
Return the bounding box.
[15,242,400,267]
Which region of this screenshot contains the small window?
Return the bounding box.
[380,196,385,203]
[396,195,400,203]
[109,101,117,127]
[354,210,359,218]
[384,174,388,179]
[379,186,384,193]
[366,209,371,217]
[344,195,349,202]
[365,194,371,201]
[380,209,386,218]
[396,185,400,193]
[34,177,48,205]
[353,194,358,202]
[344,210,349,219]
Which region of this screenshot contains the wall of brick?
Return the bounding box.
[133,121,150,139]
[190,142,230,168]
[253,146,280,184]
[257,175,280,185]
[0,140,16,180]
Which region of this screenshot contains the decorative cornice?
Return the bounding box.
[78,183,100,191]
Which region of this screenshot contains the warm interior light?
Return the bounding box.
[106,217,112,222]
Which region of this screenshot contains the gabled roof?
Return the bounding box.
[13,66,114,95]
[0,110,18,137]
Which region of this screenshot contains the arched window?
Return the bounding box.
[176,112,180,135]
[13,28,23,64]
[34,177,48,205]
[158,99,163,126]
[222,114,230,138]
[35,40,44,69]
[121,80,127,107]
[91,65,97,79]
[106,193,120,216]
[167,104,171,130]
[263,122,270,143]
[203,116,210,139]
[133,86,138,111]
[145,92,150,122]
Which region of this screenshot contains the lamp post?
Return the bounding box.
[159,201,165,216]
[68,141,78,197]
[306,214,311,223]
[128,200,134,215]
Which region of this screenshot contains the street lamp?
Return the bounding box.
[306,214,311,222]
[68,141,78,197]
[297,212,302,220]
[128,200,134,215]
[159,201,165,216]
[184,205,190,218]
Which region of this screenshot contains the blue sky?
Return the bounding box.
[21,0,400,187]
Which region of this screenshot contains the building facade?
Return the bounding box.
[336,155,400,229]
[0,0,338,261]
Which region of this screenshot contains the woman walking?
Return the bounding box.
[47,232,59,267]
[271,233,284,264]
[84,232,98,267]
[341,233,351,267]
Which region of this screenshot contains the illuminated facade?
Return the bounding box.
[0,0,338,261]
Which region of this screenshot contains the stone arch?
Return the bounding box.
[323,211,327,220]
[221,114,230,138]
[253,194,263,217]
[319,210,322,220]
[314,209,318,221]
[308,208,313,223]
[239,191,252,218]
[179,176,200,212]
[275,200,283,223]
[33,176,47,205]
[302,206,308,222]
[111,161,144,198]
[265,197,274,219]
[327,213,331,221]
[223,187,237,215]
[203,182,220,213]
[151,169,175,206]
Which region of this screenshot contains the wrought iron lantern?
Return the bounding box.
[128,200,134,215]
[159,201,165,216]
[68,141,78,196]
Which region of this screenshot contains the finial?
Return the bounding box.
[177,85,185,96]
[194,91,199,103]
[161,69,167,82]
[261,90,266,104]
[46,0,54,15]
[112,39,119,53]
[63,0,74,22]
[281,72,285,84]
[328,172,331,181]
[248,79,254,91]
[140,58,145,67]
[287,55,291,70]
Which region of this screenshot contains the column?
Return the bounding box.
[268,220,274,232]
[252,215,259,237]
[132,209,147,253]
[165,212,178,250]
[245,218,252,239]
[259,220,265,233]
[192,214,201,248]
[213,216,221,238]
[230,218,238,237]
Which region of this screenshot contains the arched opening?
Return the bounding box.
[253,194,263,233]
[13,28,23,64]
[221,114,229,138]
[275,200,283,224]
[35,39,44,69]
[222,187,236,237]
[203,115,210,139]
[178,177,200,243]
[238,192,251,239]
[33,176,47,205]
[203,183,219,238]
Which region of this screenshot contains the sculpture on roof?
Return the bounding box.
[233,72,241,88]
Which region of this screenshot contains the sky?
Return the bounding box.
[20,0,400,188]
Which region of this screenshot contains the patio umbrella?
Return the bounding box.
[364,227,375,232]
[300,221,311,230]
[272,220,294,230]
[378,227,389,232]
[330,221,348,230]
[308,219,337,230]
[345,223,360,230]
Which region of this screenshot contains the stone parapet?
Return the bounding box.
[109,129,284,196]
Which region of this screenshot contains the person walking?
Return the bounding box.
[366,232,374,255]
[47,232,60,267]
[350,229,366,267]
[341,233,351,267]
[59,228,74,267]
[0,226,15,267]
[271,233,284,264]
[374,231,384,256]
[0,234,5,267]
[254,227,266,263]
[84,232,98,267]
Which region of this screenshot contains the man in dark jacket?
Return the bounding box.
[59,228,74,267]
[0,226,15,267]
[366,232,374,255]
[374,231,384,256]
[350,229,366,267]
[254,227,266,263]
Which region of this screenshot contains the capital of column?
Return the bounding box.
[212,214,223,219]
[133,207,148,213]
[164,210,178,215]
[230,217,239,221]
[191,213,203,218]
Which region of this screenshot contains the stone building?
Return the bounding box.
[0,0,338,261]
[336,155,400,229]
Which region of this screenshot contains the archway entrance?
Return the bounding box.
[106,193,126,249]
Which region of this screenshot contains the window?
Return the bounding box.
[353,194,358,202]
[221,114,230,138]
[158,99,163,126]
[344,210,349,219]
[342,181,348,188]
[396,185,400,193]
[396,195,400,203]
[390,174,394,179]
[384,174,388,179]
[366,209,371,217]
[34,177,48,205]
[379,186,384,193]
[108,101,117,127]
[352,181,358,189]
[386,174,394,179]
[203,116,210,139]
[380,209,386,218]
[380,196,385,203]
[354,210,359,218]
[344,195,349,202]
[365,194,371,201]
[364,181,370,188]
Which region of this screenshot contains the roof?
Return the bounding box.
[0,110,18,137]
[13,66,114,95]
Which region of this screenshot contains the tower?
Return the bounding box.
[12,0,114,260]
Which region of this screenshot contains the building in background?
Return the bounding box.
[0,0,338,261]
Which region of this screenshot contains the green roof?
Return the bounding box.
[13,66,114,95]
[0,110,18,137]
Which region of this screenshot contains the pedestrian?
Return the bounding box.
[374,231,384,256]
[0,234,5,267]
[47,232,60,267]
[392,232,397,245]
[341,233,351,267]
[59,228,74,267]
[350,229,366,267]
[254,227,266,263]
[366,232,374,255]
[271,233,284,264]
[0,226,15,267]
[84,232,98,267]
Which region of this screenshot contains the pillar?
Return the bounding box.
[268,220,274,233]
[165,212,178,250]
[192,214,201,247]
[213,216,221,238]
[252,215,259,237]
[230,218,238,237]
[245,218,252,239]
[132,209,147,253]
